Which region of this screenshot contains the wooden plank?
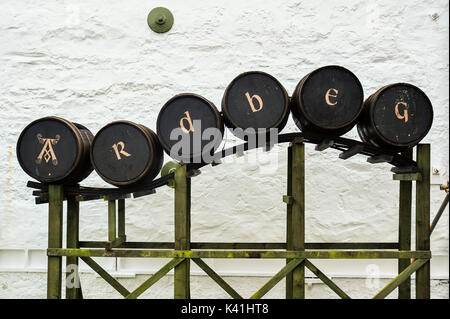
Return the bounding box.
[391,166,419,174]
[393,173,422,181]
[192,258,242,299]
[66,195,80,299]
[415,144,431,299]
[118,199,126,240]
[108,200,116,243]
[373,259,428,299]
[75,194,103,202]
[315,139,334,151]
[250,259,304,299]
[306,242,398,249]
[48,249,431,259]
[174,164,191,299]
[77,241,398,250]
[132,189,156,198]
[291,142,305,299]
[105,193,131,200]
[398,149,412,299]
[36,193,67,205]
[339,144,364,160]
[367,154,393,164]
[286,146,293,299]
[304,260,350,299]
[81,257,130,297]
[126,258,185,299]
[47,184,64,299]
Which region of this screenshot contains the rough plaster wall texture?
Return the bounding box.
[0,273,448,299]
[0,0,448,276]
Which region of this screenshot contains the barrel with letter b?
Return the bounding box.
[290,65,364,136]
[221,71,290,140]
[17,116,94,184]
[157,93,224,163]
[90,121,164,187]
[357,83,433,150]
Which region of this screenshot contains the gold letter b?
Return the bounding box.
[245,92,263,112]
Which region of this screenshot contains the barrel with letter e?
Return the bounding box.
[17,116,94,184]
[357,83,433,150]
[157,93,224,163]
[90,121,164,187]
[290,65,364,136]
[221,71,290,140]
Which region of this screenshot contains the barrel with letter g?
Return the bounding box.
[357,83,433,150]
[290,65,364,136]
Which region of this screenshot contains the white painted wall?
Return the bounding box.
[0,0,448,298]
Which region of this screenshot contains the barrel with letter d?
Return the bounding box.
[90,121,163,187]
[221,71,290,140]
[357,83,433,150]
[17,116,94,184]
[157,93,224,163]
[290,65,364,136]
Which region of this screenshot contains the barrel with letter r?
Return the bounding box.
[90,121,164,187]
[357,83,433,150]
[17,116,94,184]
[157,93,224,163]
[221,71,290,140]
[290,65,364,136]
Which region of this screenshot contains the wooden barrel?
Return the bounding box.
[222,71,289,139]
[157,93,223,163]
[291,65,364,136]
[17,116,93,184]
[90,121,163,187]
[357,83,433,150]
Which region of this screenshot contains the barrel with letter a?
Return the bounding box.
[90,121,164,187]
[157,93,224,163]
[221,71,290,140]
[16,116,94,184]
[357,83,433,150]
[290,65,364,136]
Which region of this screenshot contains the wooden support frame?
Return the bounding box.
[42,144,432,299]
[286,139,305,299]
[174,164,191,299]
[398,149,412,299]
[47,184,64,299]
[48,248,431,259]
[66,195,81,299]
[415,144,431,299]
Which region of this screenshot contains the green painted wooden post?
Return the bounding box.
[398,149,412,299]
[47,184,64,299]
[174,164,191,299]
[118,199,126,240]
[415,144,430,299]
[285,145,293,299]
[291,140,305,299]
[108,200,116,242]
[66,195,80,299]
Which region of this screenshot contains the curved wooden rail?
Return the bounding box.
[27,132,417,200]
